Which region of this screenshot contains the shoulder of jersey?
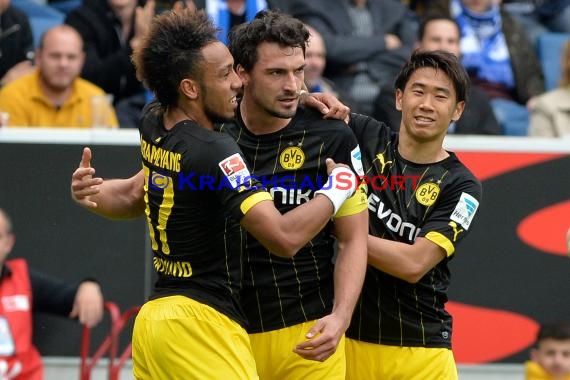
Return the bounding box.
[298,107,350,133]
[445,156,482,189]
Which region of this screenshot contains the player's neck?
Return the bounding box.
[398,135,449,164]
[164,105,213,131]
[239,96,290,135]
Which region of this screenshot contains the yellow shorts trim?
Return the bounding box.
[346,338,457,380]
[132,295,258,380]
[249,320,346,380]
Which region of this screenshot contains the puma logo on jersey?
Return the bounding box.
[448,221,463,242]
[375,153,393,174]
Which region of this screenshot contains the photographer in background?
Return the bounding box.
[0,208,104,379]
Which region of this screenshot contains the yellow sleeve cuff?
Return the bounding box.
[425,231,455,257]
[335,185,368,218]
[240,191,273,215]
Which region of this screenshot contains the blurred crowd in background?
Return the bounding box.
[0,0,568,134]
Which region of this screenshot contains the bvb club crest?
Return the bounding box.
[415,182,440,206]
[279,146,305,170]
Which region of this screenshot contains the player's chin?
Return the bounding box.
[411,127,443,142]
[206,110,235,124]
[270,106,296,120]
[214,114,235,123]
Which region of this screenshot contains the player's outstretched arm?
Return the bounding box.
[71,147,145,219]
[294,209,368,361]
[240,159,357,258]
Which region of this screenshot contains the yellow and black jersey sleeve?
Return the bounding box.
[335,183,368,218]
[420,178,481,257]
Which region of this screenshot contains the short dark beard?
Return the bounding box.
[204,104,234,124]
[264,105,296,120]
[201,83,235,124]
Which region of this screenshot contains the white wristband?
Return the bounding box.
[315,166,357,215]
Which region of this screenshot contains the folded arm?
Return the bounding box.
[241,161,357,258]
[367,235,446,284]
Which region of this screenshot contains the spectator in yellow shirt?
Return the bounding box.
[0,25,118,128]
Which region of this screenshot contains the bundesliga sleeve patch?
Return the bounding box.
[218,153,251,189]
[351,146,364,176]
[450,192,479,230]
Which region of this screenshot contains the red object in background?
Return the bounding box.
[449,301,539,364]
[80,302,141,380]
[449,151,564,363]
[455,152,564,181]
[518,200,570,257]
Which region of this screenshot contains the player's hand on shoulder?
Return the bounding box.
[324,158,352,175]
[303,92,350,122]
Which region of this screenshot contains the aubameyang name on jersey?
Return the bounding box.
[368,193,420,241]
[269,187,312,205]
[153,256,192,277]
[141,139,181,172]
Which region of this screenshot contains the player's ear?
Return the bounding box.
[451,100,465,122]
[179,78,199,100]
[395,89,403,111]
[235,64,249,86]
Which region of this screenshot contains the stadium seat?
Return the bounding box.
[48,0,81,15]
[536,32,570,91]
[12,0,64,47]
